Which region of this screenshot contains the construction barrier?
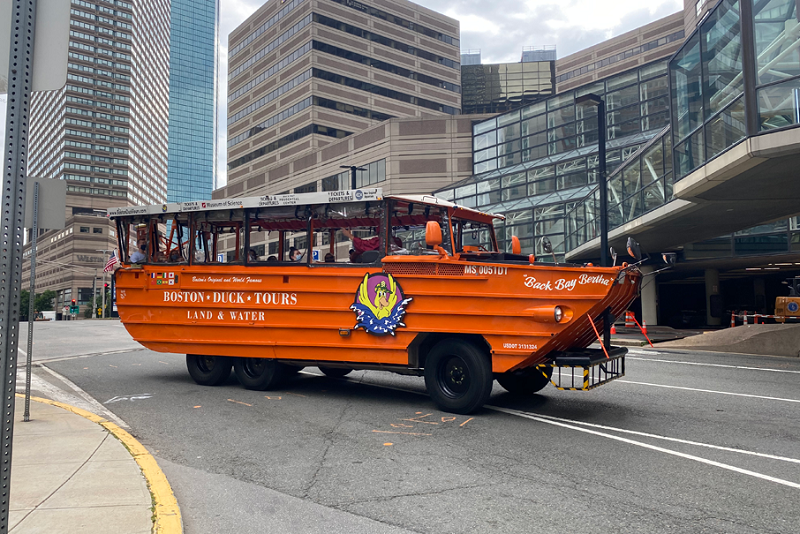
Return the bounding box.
[730,311,797,326]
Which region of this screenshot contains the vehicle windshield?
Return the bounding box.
[453,219,497,253]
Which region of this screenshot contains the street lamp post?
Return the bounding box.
[576,93,611,348]
[340,165,367,190]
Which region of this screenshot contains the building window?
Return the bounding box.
[294,182,317,194]
[78,288,94,305]
[322,171,349,191]
[80,227,90,233]
[93,227,103,234]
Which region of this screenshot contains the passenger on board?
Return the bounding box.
[267,256,278,262]
[324,252,335,263]
[341,228,379,256]
[130,241,148,263]
[289,247,304,262]
[248,249,258,262]
[342,228,404,260]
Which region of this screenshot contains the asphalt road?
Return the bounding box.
[19,321,800,533]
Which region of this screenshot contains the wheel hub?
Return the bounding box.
[440,356,470,396]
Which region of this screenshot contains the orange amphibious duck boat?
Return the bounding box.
[109,189,642,413]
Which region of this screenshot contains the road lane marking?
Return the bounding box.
[105,394,153,404]
[524,412,800,465]
[619,380,800,403]
[628,356,800,374]
[227,398,253,407]
[489,406,800,490]
[33,364,130,428]
[299,370,800,477]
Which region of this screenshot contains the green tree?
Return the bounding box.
[19,290,30,321]
[84,291,112,318]
[34,290,56,312]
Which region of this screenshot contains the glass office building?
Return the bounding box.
[566,0,800,259]
[167,0,219,203]
[436,61,671,260]
[461,60,556,115]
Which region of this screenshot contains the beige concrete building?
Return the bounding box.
[216,115,486,201]
[226,0,462,187]
[555,12,685,93]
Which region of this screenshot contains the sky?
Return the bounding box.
[0,0,682,191]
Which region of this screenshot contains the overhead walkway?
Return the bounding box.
[567,0,800,261]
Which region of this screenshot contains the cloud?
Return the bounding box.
[418,0,682,61]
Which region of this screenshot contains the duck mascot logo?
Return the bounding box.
[351,273,412,336]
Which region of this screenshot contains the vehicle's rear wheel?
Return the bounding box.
[318,366,352,378]
[424,338,493,414]
[496,366,553,395]
[233,357,285,390]
[186,355,232,386]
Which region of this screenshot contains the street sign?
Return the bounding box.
[0,0,70,93]
[313,250,319,261]
[24,177,65,229]
[217,253,225,262]
[69,305,79,314]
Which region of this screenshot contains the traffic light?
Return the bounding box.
[104,283,109,290]
[71,299,76,305]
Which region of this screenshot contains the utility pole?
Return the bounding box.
[92,269,97,319]
[1,1,38,528]
[576,93,611,349]
[96,249,112,318]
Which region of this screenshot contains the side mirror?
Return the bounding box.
[511,235,521,255]
[626,237,642,261]
[540,236,553,254]
[610,247,618,267]
[540,236,557,263]
[425,221,442,247]
[661,252,677,265]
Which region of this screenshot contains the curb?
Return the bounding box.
[16,394,182,534]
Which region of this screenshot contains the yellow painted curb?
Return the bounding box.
[17,394,182,534]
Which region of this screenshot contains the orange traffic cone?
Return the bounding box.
[731,311,736,328]
[625,311,634,328]
[641,320,647,335]
[610,322,617,335]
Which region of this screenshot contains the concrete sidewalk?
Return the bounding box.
[11,399,153,533]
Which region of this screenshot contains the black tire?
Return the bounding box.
[233,357,285,390]
[424,338,493,414]
[496,366,553,395]
[318,366,352,378]
[186,355,232,386]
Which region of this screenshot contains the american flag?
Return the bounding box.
[103,250,118,272]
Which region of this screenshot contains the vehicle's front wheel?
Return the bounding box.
[318,366,352,378]
[186,355,232,386]
[496,366,553,395]
[233,357,285,390]
[424,338,493,414]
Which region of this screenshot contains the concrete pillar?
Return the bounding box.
[640,265,658,326]
[754,278,766,312]
[705,268,721,326]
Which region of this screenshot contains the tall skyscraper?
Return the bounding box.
[23,0,218,316]
[226,0,461,187]
[167,0,219,202]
